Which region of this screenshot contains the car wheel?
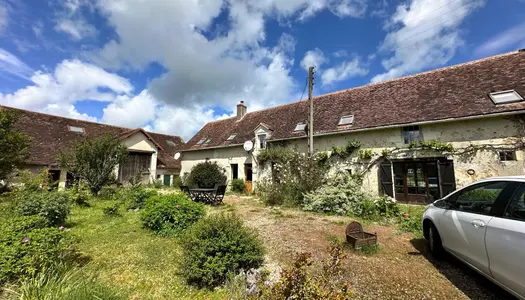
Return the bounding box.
[428,223,444,258]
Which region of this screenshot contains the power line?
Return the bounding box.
[299,77,308,100]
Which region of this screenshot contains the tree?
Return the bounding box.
[58,134,128,194]
[0,109,31,186]
[186,161,227,188]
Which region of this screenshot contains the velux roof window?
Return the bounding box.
[294,123,306,132]
[227,134,236,141]
[197,138,207,145]
[204,138,212,144]
[489,90,523,105]
[166,140,176,146]
[68,126,84,134]
[338,115,354,126]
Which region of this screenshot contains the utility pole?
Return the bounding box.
[308,66,315,156]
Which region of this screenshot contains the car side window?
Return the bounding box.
[503,184,525,221]
[452,182,508,215]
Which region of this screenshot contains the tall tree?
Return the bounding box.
[0,109,31,185]
[58,134,128,194]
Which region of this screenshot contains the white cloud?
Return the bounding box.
[371,0,484,83]
[42,104,98,122]
[300,48,327,71]
[54,18,96,40]
[321,58,368,86]
[0,48,34,80]
[102,90,157,128]
[474,22,525,57]
[0,59,132,120]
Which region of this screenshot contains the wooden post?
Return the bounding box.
[308,66,315,156]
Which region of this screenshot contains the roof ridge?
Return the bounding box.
[0,104,183,138]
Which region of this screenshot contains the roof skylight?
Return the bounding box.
[204,138,212,144]
[197,138,206,145]
[294,123,306,132]
[338,115,354,126]
[227,134,236,141]
[166,140,176,146]
[489,90,523,105]
[68,126,84,133]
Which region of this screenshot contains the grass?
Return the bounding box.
[68,199,225,300]
[397,204,426,238]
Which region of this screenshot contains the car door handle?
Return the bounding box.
[471,220,486,228]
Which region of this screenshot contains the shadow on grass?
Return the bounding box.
[410,238,517,300]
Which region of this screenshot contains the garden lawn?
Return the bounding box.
[69,199,225,300]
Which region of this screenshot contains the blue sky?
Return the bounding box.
[1,0,525,140]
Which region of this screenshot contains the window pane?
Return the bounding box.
[504,185,525,221]
[455,182,507,215]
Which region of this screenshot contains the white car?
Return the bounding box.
[422,176,525,300]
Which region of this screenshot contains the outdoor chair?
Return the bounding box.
[214,185,227,205]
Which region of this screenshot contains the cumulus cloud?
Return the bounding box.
[0,59,132,120]
[321,58,368,86]
[0,48,34,80]
[54,18,96,40]
[102,90,157,128]
[371,0,484,83]
[474,21,525,58]
[300,48,327,71]
[54,0,97,40]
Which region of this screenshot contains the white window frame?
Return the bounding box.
[489,90,524,105]
[338,115,354,125]
[258,134,267,149]
[294,123,307,132]
[68,126,85,134]
[227,134,236,141]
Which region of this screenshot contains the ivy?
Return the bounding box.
[358,149,373,160]
[257,147,299,165]
[330,140,361,159]
[408,140,455,153]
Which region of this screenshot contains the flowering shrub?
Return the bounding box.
[180,213,264,288]
[140,193,205,235]
[303,174,400,219]
[257,148,329,206]
[0,215,74,283]
[11,191,71,226]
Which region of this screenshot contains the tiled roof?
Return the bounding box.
[184,50,525,150]
[2,106,185,169]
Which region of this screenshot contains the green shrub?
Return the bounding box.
[102,202,120,217]
[111,187,158,210]
[231,179,245,193]
[0,216,74,284]
[64,187,92,207]
[185,161,227,188]
[173,176,182,188]
[180,213,264,288]
[302,174,368,215]
[98,185,119,199]
[141,194,205,235]
[12,191,71,226]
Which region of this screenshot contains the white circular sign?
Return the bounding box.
[243,141,253,152]
[174,152,181,160]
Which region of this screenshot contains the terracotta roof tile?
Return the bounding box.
[1,106,184,169]
[185,50,525,150]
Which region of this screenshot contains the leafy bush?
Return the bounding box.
[111,186,158,210]
[140,193,205,235]
[64,187,92,207]
[5,263,126,300]
[302,174,368,215]
[102,202,120,217]
[303,175,400,220]
[185,161,227,188]
[254,245,352,299]
[180,213,264,288]
[98,185,119,199]
[12,191,71,226]
[173,176,182,188]
[0,216,74,283]
[231,179,246,193]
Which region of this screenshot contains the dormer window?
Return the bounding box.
[294,123,307,132]
[338,115,354,126]
[166,140,176,146]
[227,134,236,141]
[197,138,206,145]
[489,90,523,105]
[258,134,267,149]
[68,126,84,134]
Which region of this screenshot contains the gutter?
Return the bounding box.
[181,110,525,152]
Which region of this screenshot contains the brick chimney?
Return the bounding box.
[236,101,247,120]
